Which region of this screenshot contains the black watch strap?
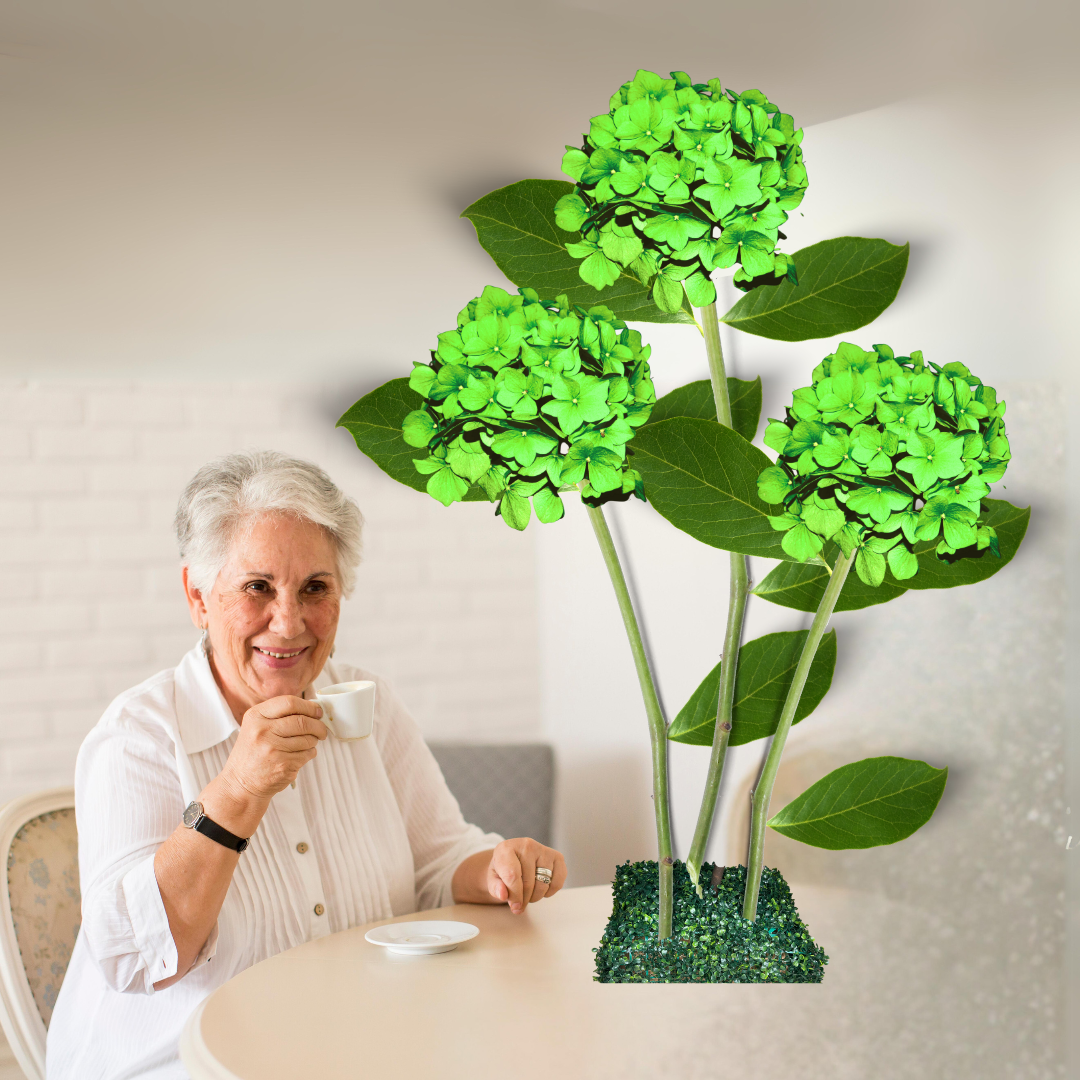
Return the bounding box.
[183,801,249,853]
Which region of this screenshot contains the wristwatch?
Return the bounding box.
[182,801,249,853]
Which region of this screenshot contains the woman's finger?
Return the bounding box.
[257,695,324,721]
[491,846,523,911]
[530,846,560,902]
[516,838,548,907]
[487,868,508,903]
[518,846,544,907]
[271,733,323,753]
[544,850,567,897]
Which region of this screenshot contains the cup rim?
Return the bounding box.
[318,680,375,696]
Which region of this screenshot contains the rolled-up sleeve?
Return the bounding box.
[75,706,216,994]
[370,677,503,910]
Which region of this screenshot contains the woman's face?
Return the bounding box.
[184,513,342,719]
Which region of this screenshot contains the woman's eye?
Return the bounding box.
[246,581,271,594]
[306,581,327,594]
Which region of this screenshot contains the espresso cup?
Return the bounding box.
[314,680,376,741]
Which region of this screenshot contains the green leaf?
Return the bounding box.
[721,237,909,342]
[754,553,907,612]
[646,377,761,443]
[668,629,837,747]
[903,498,1029,591]
[752,499,1028,612]
[767,755,948,849]
[337,379,488,501]
[498,489,531,530]
[729,377,763,443]
[630,416,788,558]
[460,180,694,324]
[427,466,469,507]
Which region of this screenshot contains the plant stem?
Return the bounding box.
[701,301,733,427]
[586,502,673,939]
[742,547,855,920]
[685,300,748,895]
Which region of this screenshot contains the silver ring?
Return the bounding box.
[535,867,553,884]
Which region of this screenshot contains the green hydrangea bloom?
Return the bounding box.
[757,343,1010,586]
[557,69,808,311]
[403,286,656,530]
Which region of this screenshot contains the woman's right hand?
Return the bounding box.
[213,696,328,818]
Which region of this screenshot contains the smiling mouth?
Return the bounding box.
[254,646,307,659]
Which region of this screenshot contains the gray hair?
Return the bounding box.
[175,450,363,597]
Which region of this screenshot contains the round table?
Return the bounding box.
[180,883,945,1080]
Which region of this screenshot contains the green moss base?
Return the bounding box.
[593,860,827,983]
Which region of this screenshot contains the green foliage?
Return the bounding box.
[668,629,836,746]
[768,756,948,849]
[401,285,657,529]
[721,237,909,341]
[727,377,763,442]
[337,379,487,501]
[630,416,787,558]
[461,180,694,325]
[594,861,826,983]
[757,342,1012,586]
[753,498,1030,612]
[902,498,1029,590]
[753,548,906,612]
[560,69,809,312]
[646,376,761,442]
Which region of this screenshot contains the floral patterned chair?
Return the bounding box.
[0,789,79,1080]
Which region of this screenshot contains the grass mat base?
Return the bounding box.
[593,860,827,983]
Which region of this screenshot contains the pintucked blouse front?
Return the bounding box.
[46,646,501,1080]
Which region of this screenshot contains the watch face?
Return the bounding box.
[183,801,204,828]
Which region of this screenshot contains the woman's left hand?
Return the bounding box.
[486,838,567,914]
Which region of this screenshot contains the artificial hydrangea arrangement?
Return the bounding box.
[402,285,656,529]
[757,342,1011,586]
[555,68,808,311]
[340,66,1028,980]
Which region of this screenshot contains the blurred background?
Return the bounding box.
[0,1,1075,1076]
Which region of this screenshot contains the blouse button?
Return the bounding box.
[314,903,325,916]
[296,842,309,854]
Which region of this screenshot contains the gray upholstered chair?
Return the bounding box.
[428,743,555,847]
[0,788,80,1080]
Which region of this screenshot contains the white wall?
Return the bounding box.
[2,1,1074,384]
[0,379,542,800]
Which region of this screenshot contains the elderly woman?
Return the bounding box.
[47,451,566,1079]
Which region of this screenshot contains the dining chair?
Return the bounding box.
[0,788,80,1080]
[428,743,555,847]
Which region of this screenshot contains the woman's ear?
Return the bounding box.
[181,566,209,629]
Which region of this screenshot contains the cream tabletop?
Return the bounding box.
[180,882,957,1080]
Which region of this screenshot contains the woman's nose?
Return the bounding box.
[267,596,305,639]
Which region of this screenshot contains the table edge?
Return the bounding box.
[181,997,242,1080]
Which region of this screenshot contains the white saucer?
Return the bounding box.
[364,920,479,955]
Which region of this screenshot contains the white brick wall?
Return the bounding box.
[0,379,542,800]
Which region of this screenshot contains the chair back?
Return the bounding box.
[428,744,554,846]
[0,788,79,1080]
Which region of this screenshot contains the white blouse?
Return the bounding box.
[46,646,502,1080]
